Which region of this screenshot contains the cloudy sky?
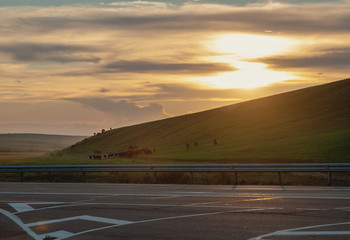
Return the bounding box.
[1,0,349,135]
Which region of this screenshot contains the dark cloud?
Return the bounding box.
[99,88,110,93]
[0,43,101,63]
[258,47,350,70]
[65,98,168,121]
[102,60,236,74]
[108,83,251,102]
[56,60,235,77]
[10,3,350,36]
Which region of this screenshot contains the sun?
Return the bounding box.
[200,61,294,89]
[200,33,299,89]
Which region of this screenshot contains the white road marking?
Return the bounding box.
[19,208,272,240]
[335,207,350,210]
[0,209,41,240]
[39,230,74,239]
[0,200,65,204]
[296,208,326,211]
[9,203,34,213]
[10,202,85,214]
[134,207,274,225]
[26,215,133,227]
[276,231,350,235]
[3,197,349,240]
[248,222,350,240]
[4,200,277,240]
[81,215,133,225]
[16,202,93,214]
[57,207,277,240]
[2,206,134,240]
[2,191,350,200]
[9,201,260,213]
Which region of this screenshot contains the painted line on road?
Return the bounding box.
[38,230,74,239]
[58,207,278,240]
[135,207,276,225]
[9,201,266,216]
[276,231,350,235]
[249,222,350,240]
[14,202,94,214]
[296,208,327,211]
[240,197,277,202]
[0,200,66,204]
[26,215,133,227]
[2,191,350,200]
[4,204,275,240]
[1,208,133,240]
[335,207,350,210]
[10,202,87,214]
[9,203,34,213]
[0,209,41,240]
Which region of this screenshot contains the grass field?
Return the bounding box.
[3,79,349,165]
[1,79,349,185]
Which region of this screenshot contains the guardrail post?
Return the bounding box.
[278,172,282,185]
[82,171,86,182]
[20,172,24,182]
[328,171,332,186]
[234,172,238,185]
[190,172,194,184]
[153,172,157,184]
[48,172,53,182]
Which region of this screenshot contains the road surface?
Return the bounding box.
[1,182,350,239]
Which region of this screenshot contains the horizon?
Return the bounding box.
[1,0,350,136]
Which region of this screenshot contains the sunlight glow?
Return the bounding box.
[199,61,296,89]
[213,33,297,58]
[202,34,299,88]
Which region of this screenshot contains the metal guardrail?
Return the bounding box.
[1,163,350,185]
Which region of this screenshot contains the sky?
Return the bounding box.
[0,0,349,136]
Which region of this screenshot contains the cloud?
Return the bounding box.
[99,88,110,93]
[103,60,236,74]
[0,43,101,63]
[105,1,172,9]
[4,2,349,36]
[104,82,260,103]
[135,83,242,101]
[65,98,169,122]
[258,47,350,70]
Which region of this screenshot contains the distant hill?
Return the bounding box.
[65,78,350,163]
[0,134,86,153]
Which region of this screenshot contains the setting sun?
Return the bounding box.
[199,61,295,89]
[200,34,299,89]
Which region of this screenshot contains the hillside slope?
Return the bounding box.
[66,78,350,163]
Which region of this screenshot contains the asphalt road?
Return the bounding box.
[1,182,350,240]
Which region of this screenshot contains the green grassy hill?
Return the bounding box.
[65,78,350,163]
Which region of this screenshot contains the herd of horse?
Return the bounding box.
[186,139,217,149]
[89,139,218,159]
[89,145,155,160]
